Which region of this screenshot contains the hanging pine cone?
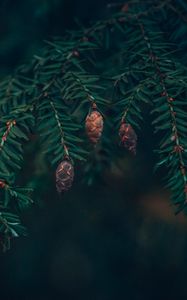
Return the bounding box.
[85,103,103,144]
[56,159,74,192]
[119,122,137,154]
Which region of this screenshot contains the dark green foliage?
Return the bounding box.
[1,0,187,250]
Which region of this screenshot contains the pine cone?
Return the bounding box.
[119,122,137,154]
[85,106,103,144]
[56,160,74,192]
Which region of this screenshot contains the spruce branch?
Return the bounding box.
[136,16,187,210]
[50,100,70,158]
[114,76,151,130]
[1,0,187,250]
[0,209,27,252]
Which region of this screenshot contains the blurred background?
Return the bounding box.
[1,0,187,299]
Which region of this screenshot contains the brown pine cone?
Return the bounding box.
[119,122,137,154]
[85,106,103,144]
[56,160,74,192]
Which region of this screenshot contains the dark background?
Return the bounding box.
[0,0,110,76]
[1,0,187,299]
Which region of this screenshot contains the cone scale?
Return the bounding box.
[85,103,103,145]
[56,159,74,192]
[119,122,137,155]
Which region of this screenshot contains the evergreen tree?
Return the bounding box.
[1,0,187,250]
